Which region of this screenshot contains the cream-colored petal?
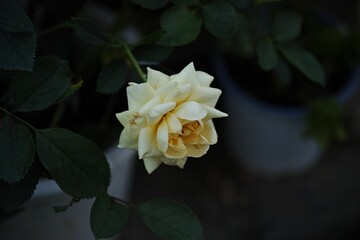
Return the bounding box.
[201,120,218,144]
[165,112,182,133]
[164,136,187,159]
[163,83,191,104]
[138,126,159,159]
[156,81,177,100]
[186,144,209,157]
[138,97,161,116]
[147,102,176,126]
[161,156,188,168]
[115,110,133,127]
[157,119,169,152]
[143,157,162,174]
[196,71,214,86]
[188,87,222,107]
[203,105,228,119]
[127,83,155,110]
[118,127,138,149]
[173,101,207,120]
[170,62,197,85]
[147,68,170,90]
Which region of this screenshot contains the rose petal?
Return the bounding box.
[186,144,210,157]
[165,112,182,133]
[127,83,155,110]
[118,127,138,149]
[143,157,162,174]
[138,126,160,159]
[173,101,207,120]
[201,120,218,144]
[164,83,191,103]
[147,68,170,90]
[170,62,197,85]
[147,102,176,126]
[203,105,228,119]
[156,81,177,100]
[157,119,169,152]
[115,110,133,127]
[161,157,188,168]
[188,87,222,107]
[138,97,161,116]
[196,71,214,86]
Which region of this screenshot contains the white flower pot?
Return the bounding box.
[213,53,359,175]
[0,147,136,240]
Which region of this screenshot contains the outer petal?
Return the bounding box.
[127,83,155,110]
[188,87,222,107]
[161,157,188,168]
[147,102,176,126]
[147,68,170,90]
[138,97,161,116]
[203,105,228,119]
[170,62,197,85]
[143,157,162,174]
[186,144,210,157]
[157,119,169,152]
[164,83,191,103]
[196,71,214,86]
[156,81,177,100]
[118,127,138,149]
[201,120,218,144]
[138,127,160,159]
[173,101,207,120]
[115,110,133,127]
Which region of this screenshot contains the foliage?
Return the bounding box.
[0,0,357,238]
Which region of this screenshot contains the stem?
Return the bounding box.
[123,44,147,82]
[50,103,66,128]
[111,196,136,208]
[38,20,70,38]
[0,107,36,130]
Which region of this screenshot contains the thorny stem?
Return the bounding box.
[111,195,136,208]
[123,44,147,82]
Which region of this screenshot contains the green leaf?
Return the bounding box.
[36,128,110,198]
[71,18,108,45]
[273,11,302,42]
[227,0,252,9]
[0,117,35,183]
[9,56,72,112]
[279,45,325,86]
[0,1,36,71]
[202,2,238,39]
[132,0,168,9]
[255,0,284,4]
[96,59,127,94]
[256,37,278,71]
[157,7,202,47]
[137,199,204,240]
[91,195,129,239]
[0,162,41,212]
[55,79,83,103]
[134,45,173,63]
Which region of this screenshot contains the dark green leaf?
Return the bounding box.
[0,162,41,212]
[96,59,127,94]
[134,45,173,63]
[256,37,278,71]
[279,45,325,86]
[36,128,110,198]
[55,79,83,103]
[273,11,302,42]
[0,1,36,71]
[132,0,168,9]
[202,2,238,38]
[71,18,108,45]
[91,195,129,238]
[0,117,35,183]
[137,199,204,240]
[157,7,202,47]
[227,0,252,9]
[9,56,72,112]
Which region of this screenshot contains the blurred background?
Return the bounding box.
[3,0,360,239]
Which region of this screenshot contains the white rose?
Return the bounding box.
[116,62,228,173]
